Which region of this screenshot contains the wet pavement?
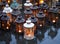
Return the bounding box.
[0,23,60,44]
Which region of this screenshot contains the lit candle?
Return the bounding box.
[36,11,45,27]
[8,0,10,4]
[23,20,35,40]
[15,16,25,33]
[48,6,59,23]
[39,0,44,4]
[1,14,10,30]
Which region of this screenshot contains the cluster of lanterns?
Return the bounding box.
[0,0,60,40]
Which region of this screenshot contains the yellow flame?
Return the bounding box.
[40,24,43,27]
[6,27,9,29]
[8,0,10,3]
[19,30,22,33]
[52,20,56,23]
[39,0,44,4]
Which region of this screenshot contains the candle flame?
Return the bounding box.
[28,34,31,37]
[8,0,10,3]
[52,20,56,23]
[6,27,9,29]
[40,24,42,27]
[19,30,22,33]
[39,0,44,4]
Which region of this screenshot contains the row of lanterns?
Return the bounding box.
[0,0,60,40]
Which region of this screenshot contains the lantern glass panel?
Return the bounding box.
[23,20,35,40]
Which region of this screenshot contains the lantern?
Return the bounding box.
[11,8,21,22]
[36,11,45,27]
[1,14,10,30]
[24,8,32,19]
[30,4,39,17]
[24,0,33,9]
[48,6,59,23]
[15,16,25,33]
[29,16,38,30]
[23,20,35,40]
[39,3,49,17]
[10,0,19,9]
[3,4,13,22]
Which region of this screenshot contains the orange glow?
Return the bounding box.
[8,0,10,4]
[28,34,31,37]
[6,27,9,29]
[44,10,47,13]
[0,0,1,2]
[19,30,22,33]
[52,20,56,23]
[39,0,44,4]
[2,24,4,26]
[40,24,43,27]
[56,17,58,19]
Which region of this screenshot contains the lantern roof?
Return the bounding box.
[24,8,32,15]
[36,11,45,18]
[23,19,34,28]
[29,16,38,23]
[1,13,9,21]
[15,16,25,23]
[11,9,21,16]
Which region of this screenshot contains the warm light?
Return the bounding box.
[19,30,22,33]
[8,0,10,4]
[28,34,31,37]
[40,24,43,27]
[39,0,44,4]
[2,24,4,26]
[52,20,56,23]
[0,0,1,2]
[35,3,38,5]
[56,17,58,19]
[44,10,47,12]
[6,27,9,29]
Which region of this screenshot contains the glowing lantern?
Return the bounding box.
[1,14,10,30]
[39,0,44,4]
[23,20,35,40]
[15,16,25,33]
[24,8,32,19]
[36,11,45,27]
[48,6,59,23]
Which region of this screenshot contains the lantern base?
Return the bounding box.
[24,35,35,40]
